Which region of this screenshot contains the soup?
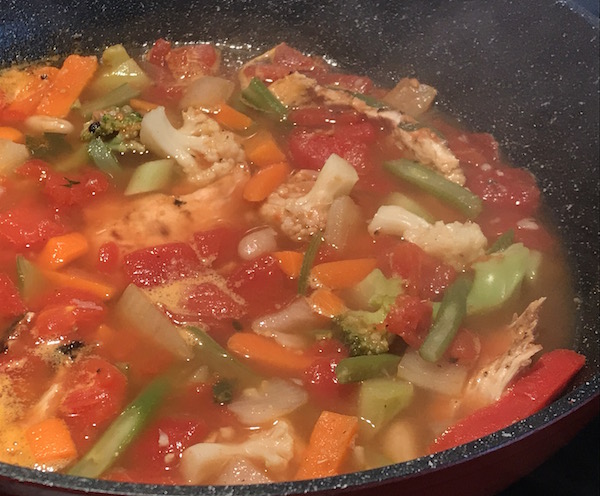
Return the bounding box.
[0,40,584,484]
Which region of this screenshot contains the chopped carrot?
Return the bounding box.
[36,55,98,118]
[26,417,77,464]
[243,130,286,167]
[273,250,304,278]
[42,269,116,301]
[227,332,313,376]
[243,161,291,202]
[213,103,253,131]
[295,411,359,480]
[0,126,25,143]
[129,98,159,113]
[37,232,90,270]
[3,66,59,121]
[311,258,378,290]
[308,288,347,318]
[96,324,136,362]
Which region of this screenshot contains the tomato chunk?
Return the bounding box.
[384,294,432,348]
[193,226,241,267]
[0,202,64,250]
[0,273,26,318]
[181,282,246,322]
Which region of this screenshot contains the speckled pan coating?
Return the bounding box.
[0,1,598,495]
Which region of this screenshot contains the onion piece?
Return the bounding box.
[227,378,308,425]
[324,195,363,251]
[252,297,324,336]
[238,227,278,260]
[0,138,30,175]
[179,76,235,109]
[115,283,192,359]
[397,348,468,396]
[382,78,437,117]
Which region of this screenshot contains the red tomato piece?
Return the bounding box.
[181,282,246,322]
[123,242,200,287]
[97,241,120,274]
[304,356,355,410]
[34,306,78,339]
[272,43,319,71]
[288,107,363,127]
[193,226,241,267]
[147,38,172,66]
[0,273,26,318]
[446,328,480,363]
[166,44,219,80]
[0,202,64,250]
[384,294,433,348]
[227,255,293,317]
[59,356,127,451]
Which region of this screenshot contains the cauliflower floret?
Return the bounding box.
[368,205,487,269]
[269,72,317,107]
[180,420,295,484]
[464,298,545,406]
[261,153,359,242]
[140,106,246,186]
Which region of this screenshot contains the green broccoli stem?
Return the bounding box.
[383,159,483,219]
[87,137,122,179]
[419,275,472,362]
[336,354,401,384]
[240,77,288,120]
[68,368,177,478]
[79,83,140,118]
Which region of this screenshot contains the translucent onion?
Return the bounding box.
[382,77,437,117]
[252,297,323,336]
[324,195,363,251]
[238,227,278,260]
[179,76,235,110]
[227,378,308,425]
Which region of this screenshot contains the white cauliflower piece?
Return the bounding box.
[140,106,246,186]
[368,205,487,269]
[269,72,317,107]
[464,298,545,405]
[180,420,295,484]
[261,153,359,241]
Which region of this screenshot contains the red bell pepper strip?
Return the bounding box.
[431,349,585,453]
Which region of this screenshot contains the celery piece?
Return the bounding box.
[487,229,515,254]
[80,83,141,118]
[384,159,483,219]
[241,77,288,120]
[101,44,131,66]
[383,191,436,223]
[91,54,151,96]
[87,137,122,178]
[336,354,401,384]
[358,378,413,438]
[186,326,262,388]
[297,231,323,295]
[467,243,537,315]
[124,159,174,196]
[68,370,172,478]
[419,275,472,363]
[16,255,44,301]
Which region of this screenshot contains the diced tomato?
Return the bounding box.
[384,294,433,348]
[227,255,294,318]
[166,44,219,80]
[34,306,78,339]
[147,38,172,67]
[272,43,318,71]
[242,63,293,84]
[432,120,500,167]
[389,241,457,301]
[181,282,246,323]
[121,416,208,482]
[193,226,241,267]
[0,273,26,318]
[304,356,355,411]
[288,107,363,127]
[97,241,120,274]
[306,338,349,362]
[141,64,184,105]
[446,328,480,363]
[0,202,64,250]
[0,354,51,404]
[123,242,200,287]
[59,356,127,451]
[464,165,541,217]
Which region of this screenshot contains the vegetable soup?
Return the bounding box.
[0,40,583,484]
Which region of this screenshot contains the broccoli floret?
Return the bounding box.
[336,307,392,356]
[81,105,145,153]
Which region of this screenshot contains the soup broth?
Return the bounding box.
[0,40,582,484]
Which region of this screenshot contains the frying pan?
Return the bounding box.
[0,0,598,495]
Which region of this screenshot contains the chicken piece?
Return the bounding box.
[268,72,317,107]
[85,168,250,253]
[464,298,545,407]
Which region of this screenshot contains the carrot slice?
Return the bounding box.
[308,287,347,318]
[227,332,313,376]
[273,250,304,278]
[26,417,77,464]
[37,232,90,270]
[3,66,59,121]
[296,411,359,479]
[243,130,286,167]
[213,103,253,131]
[243,161,291,202]
[36,55,98,118]
[129,98,159,113]
[310,258,378,290]
[0,126,25,143]
[42,269,116,301]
